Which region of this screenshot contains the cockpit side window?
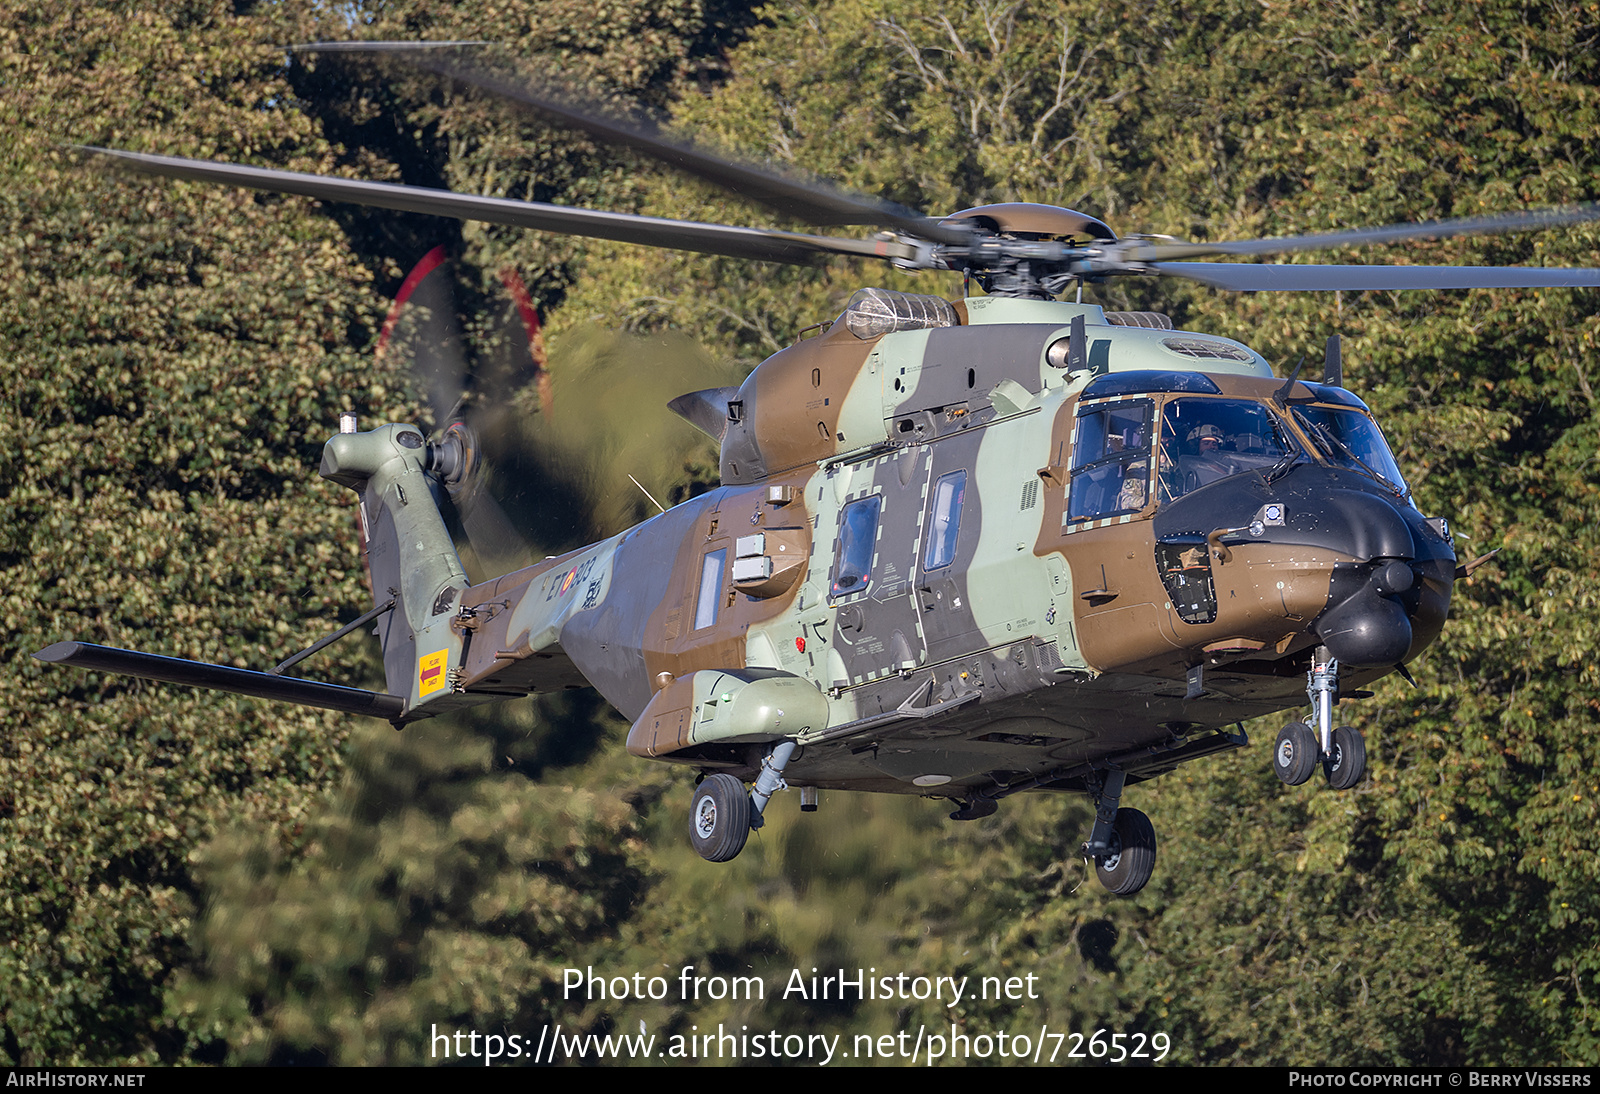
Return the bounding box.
[1068,400,1153,523]
[1158,398,1292,501]
[832,495,882,597]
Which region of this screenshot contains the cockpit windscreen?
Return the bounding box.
[1159,399,1293,501]
[1293,405,1410,498]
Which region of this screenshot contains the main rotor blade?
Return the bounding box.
[1126,205,1600,262]
[289,40,489,53]
[72,146,911,267]
[1152,261,1600,292]
[305,44,968,246]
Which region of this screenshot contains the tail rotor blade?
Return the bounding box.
[380,250,537,576]
[457,481,535,576]
[378,245,471,426]
[486,266,551,415]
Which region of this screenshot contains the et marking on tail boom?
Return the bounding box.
[41,45,1600,896]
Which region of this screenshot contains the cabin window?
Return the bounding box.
[694,548,726,630]
[1067,400,1153,523]
[923,471,967,571]
[831,495,882,597]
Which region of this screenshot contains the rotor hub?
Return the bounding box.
[933,203,1118,298]
[428,420,481,497]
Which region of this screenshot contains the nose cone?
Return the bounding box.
[1152,465,1456,669]
[1306,490,1453,666]
[1317,577,1414,665]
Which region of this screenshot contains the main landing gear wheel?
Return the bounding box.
[689,773,751,862]
[1322,725,1367,790]
[1094,808,1157,896]
[1274,721,1319,786]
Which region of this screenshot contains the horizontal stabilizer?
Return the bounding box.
[35,641,406,720]
[667,386,740,442]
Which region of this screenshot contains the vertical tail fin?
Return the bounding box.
[322,423,470,706]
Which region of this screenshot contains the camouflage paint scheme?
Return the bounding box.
[329,292,1455,803]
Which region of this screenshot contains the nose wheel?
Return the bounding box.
[1273,647,1368,790]
[1274,721,1320,785]
[1322,725,1366,790]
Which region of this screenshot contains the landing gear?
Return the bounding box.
[1323,724,1367,790]
[1094,808,1157,896]
[1275,646,1368,791]
[748,740,796,830]
[689,741,798,863]
[1274,721,1319,786]
[1082,769,1158,896]
[689,773,750,862]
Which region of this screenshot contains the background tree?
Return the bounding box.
[0,0,407,1065]
[0,0,749,1065]
[6,0,1600,1068]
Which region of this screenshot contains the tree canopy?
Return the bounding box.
[4,0,1599,1067]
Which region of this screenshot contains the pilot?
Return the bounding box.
[1182,423,1232,490]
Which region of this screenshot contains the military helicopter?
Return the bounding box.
[38,47,1600,896]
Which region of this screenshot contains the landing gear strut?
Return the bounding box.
[1273,646,1367,790]
[1082,769,1157,896]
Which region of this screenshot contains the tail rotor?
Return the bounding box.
[376,247,537,579]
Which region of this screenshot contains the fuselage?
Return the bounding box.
[447,294,1454,799]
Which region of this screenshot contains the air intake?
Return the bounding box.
[1104,311,1173,330]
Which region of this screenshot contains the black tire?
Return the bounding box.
[689,774,750,862]
[1274,721,1319,786]
[1095,808,1157,896]
[1323,725,1367,791]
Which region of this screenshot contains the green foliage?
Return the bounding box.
[486,325,739,544]
[8,0,1600,1069]
[0,0,410,1065]
[168,714,648,1065]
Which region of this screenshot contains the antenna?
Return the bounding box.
[1068,314,1087,371]
[629,473,667,514]
[1274,354,1307,406]
[1323,333,1343,387]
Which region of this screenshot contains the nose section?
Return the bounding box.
[1316,567,1415,665]
[1152,464,1456,670]
[1308,490,1453,665]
